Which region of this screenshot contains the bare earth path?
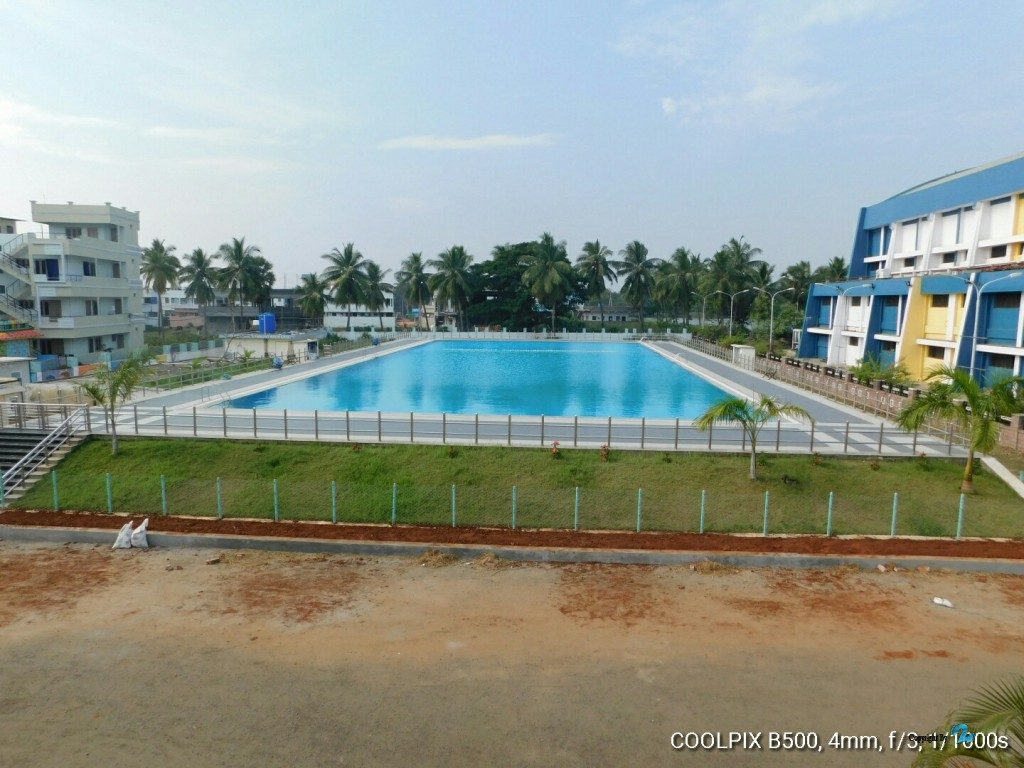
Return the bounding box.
[1,542,1023,767]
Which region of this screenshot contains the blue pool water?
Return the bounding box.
[227,341,729,419]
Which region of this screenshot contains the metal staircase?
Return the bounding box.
[0,235,36,325]
[1,408,86,504]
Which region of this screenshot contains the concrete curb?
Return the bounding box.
[4,524,1024,575]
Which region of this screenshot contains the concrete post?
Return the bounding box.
[331,480,337,524]
[160,475,168,516]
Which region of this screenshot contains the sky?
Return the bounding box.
[2,0,1024,287]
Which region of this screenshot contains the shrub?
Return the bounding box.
[599,444,610,462]
[550,440,561,459]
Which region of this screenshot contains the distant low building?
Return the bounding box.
[324,292,396,332]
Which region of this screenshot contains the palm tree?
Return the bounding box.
[656,247,702,325]
[79,349,151,456]
[782,260,815,311]
[897,365,1024,493]
[297,272,330,327]
[612,241,662,330]
[396,252,432,330]
[245,256,276,312]
[363,261,394,331]
[696,395,813,480]
[750,261,776,293]
[522,233,574,333]
[913,676,1024,767]
[217,237,262,332]
[428,246,473,330]
[179,248,218,336]
[322,243,369,331]
[815,256,848,283]
[139,239,181,341]
[576,240,616,325]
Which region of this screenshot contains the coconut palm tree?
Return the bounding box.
[897,365,1024,493]
[244,255,276,312]
[696,395,813,480]
[322,243,369,332]
[576,240,616,325]
[656,247,703,325]
[522,233,574,333]
[140,239,181,341]
[297,272,330,327]
[913,676,1024,767]
[179,248,218,335]
[782,260,815,311]
[815,256,848,283]
[428,246,473,330]
[612,241,662,330]
[396,252,432,330]
[363,261,394,331]
[79,349,151,456]
[217,237,262,332]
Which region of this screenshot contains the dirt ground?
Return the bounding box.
[9,508,1024,559]
[1,543,1023,767]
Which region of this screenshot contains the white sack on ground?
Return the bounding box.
[130,518,150,549]
[112,522,133,549]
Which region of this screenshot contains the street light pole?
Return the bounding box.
[727,289,750,337]
[754,286,794,354]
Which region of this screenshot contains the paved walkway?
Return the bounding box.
[651,340,880,424]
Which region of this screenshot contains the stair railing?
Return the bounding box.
[1,406,85,501]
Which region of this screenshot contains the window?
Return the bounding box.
[38,340,56,355]
[849,337,860,347]
[65,227,82,239]
[83,261,96,277]
[941,252,956,265]
[112,262,121,278]
[109,226,118,243]
[85,300,98,316]
[850,296,862,307]
[86,227,98,238]
[34,260,48,275]
[113,298,123,314]
[927,346,945,360]
[904,257,916,269]
[930,294,949,308]
[988,353,1015,369]
[993,292,1019,309]
[113,334,125,349]
[991,245,1008,260]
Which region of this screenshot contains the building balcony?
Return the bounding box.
[37,313,133,331]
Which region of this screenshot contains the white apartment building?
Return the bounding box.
[324,293,396,332]
[0,202,146,364]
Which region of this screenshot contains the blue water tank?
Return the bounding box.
[258,312,277,334]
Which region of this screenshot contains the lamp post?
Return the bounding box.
[754,286,794,354]
[714,289,751,337]
[700,294,713,328]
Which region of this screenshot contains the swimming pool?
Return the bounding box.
[226,341,730,419]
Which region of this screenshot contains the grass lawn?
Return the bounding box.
[13,437,1023,538]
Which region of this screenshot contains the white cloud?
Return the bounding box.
[0,98,122,163]
[0,98,123,129]
[378,133,560,151]
[618,0,911,129]
[146,125,281,146]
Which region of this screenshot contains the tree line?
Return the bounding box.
[143,232,848,339]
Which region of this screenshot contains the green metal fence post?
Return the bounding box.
[160,475,168,516]
[956,493,966,540]
[636,488,643,532]
[330,480,338,523]
[451,484,457,527]
[573,487,580,531]
[511,485,517,530]
[699,489,706,534]
[762,491,770,536]
[826,491,834,536]
[273,479,280,522]
[51,470,59,511]
[890,492,899,537]
[216,477,223,519]
[391,482,398,525]
[105,473,113,514]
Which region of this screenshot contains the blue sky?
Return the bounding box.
[2,0,1023,285]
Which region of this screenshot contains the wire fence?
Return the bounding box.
[19,470,1019,540]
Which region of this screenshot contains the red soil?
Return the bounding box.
[4,508,1024,560]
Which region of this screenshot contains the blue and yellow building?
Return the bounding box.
[798,152,1024,384]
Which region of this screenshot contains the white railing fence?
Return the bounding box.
[1,406,85,499]
[0,402,965,459]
